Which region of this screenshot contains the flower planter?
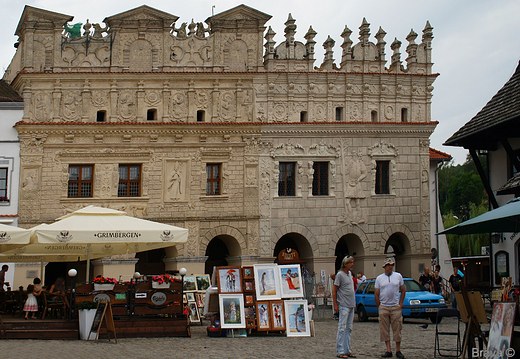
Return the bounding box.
[152,281,170,289]
[79,309,97,340]
[94,283,115,291]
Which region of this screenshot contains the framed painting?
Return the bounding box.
[186,292,196,302]
[244,306,256,319]
[188,301,200,323]
[487,302,516,356]
[204,287,219,316]
[243,266,254,279]
[270,300,285,331]
[244,280,255,293]
[254,264,281,300]
[183,293,188,304]
[219,294,246,329]
[245,294,255,306]
[284,300,310,337]
[183,276,197,292]
[256,301,271,331]
[196,293,205,307]
[195,274,211,292]
[279,264,304,298]
[216,266,242,293]
[246,319,256,329]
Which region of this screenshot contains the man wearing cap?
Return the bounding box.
[333,256,357,358]
[375,257,406,358]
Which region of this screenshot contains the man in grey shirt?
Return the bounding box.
[333,256,356,358]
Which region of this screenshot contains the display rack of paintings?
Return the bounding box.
[216,266,242,293]
[219,294,246,329]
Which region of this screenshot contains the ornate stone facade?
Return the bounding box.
[6,4,437,278]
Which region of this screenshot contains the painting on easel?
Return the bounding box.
[487,302,516,358]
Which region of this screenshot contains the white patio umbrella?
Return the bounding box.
[3,206,189,280]
[0,223,32,253]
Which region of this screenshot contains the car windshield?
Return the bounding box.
[404,279,427,292]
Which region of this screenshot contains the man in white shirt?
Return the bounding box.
[333,256,357,358]
[375,257,406,359]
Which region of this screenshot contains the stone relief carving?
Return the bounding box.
[308,141,340,157]
[165,160,188,201]
[368,140,398,157]
[62,91,82,121]
[170,92,188,121]
[33,93,51,122]
[145,90,161,107]
[307,161,314,196]
[245,165,257,187]
[247,221,259,255]
[195,91,209,109]
[340,150,367,224]
[272,102,288,122]
[119,91,136,119]
[385,105,394,120]
[185,222,198,257]
[91,91,108,107]
[270,140,304,158]
[219,91,235,121]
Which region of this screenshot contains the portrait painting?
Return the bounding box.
[196,293,205,307]
[270,300,285,331]
[244,280,254,292]
[243,266,253,279]
[256,301,271,331]
[219,294,245,329]
[279,265,304,298]
[487,302,516,357]
[244,306,255,319]
[216,266,242,293]
[254,264,281,300]
[284,300,310,337]
[188,301,200,323]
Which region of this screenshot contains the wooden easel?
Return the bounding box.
[456,283,488,358]
[88,300,117,343]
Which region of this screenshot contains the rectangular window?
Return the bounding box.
[206,164,221,195]
[68,165,93,197]
[96,111,106,122]
[312,162,328,196]
[300,111,308,122]
[375,161,390,194]
[0,168,8,201]
[197,110,205,122]
[335,107,343,122]
[278,162,296,196]
[147,109,157,121]
[118,164,141,197]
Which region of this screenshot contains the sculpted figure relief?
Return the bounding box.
[343,150,367,224]
[168,162,183,199]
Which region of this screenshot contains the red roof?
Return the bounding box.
[429,147,452,161]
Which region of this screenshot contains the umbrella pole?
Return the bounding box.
[40,258,44,282]
[86,244,91,282]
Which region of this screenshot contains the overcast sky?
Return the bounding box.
[1,0,519,164]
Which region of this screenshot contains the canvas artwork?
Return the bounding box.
[204,287,219,316]
[254,264,281,300]
[270,300,285,330]
[216,266,242,293]
[219,294,246,329]
[196,293,205,307]
[186,292,196,302]
[487,302,516,358]
[196,274,211,291]
[244,280,254,292]
[284,300,310,337]
[244,306,255,319]
[279,265,304,298]
[188,301,200,323]
[183,276,197,291]
[245,295,254,305]
[243,266,253,279]
[256,301,271,331]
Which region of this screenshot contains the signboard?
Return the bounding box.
[88,300,117,343]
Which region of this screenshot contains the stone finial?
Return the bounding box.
[406,29,418,67]
[422,21,434,43]
[284,13,297,45]
[390,37,402,70]
[340,25,353,64]
[264,26,276,59]
[323,35,335,61]
[358,18,370,45]
[375,26,386,61]
[304,26,317,59]
[83,19,92,37]
[406,29,418,44]
[188,19,197,36]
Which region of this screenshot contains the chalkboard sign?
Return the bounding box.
[88,300,117,343]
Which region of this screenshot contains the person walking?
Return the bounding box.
[333,256,357,358]
[0,264,9,291]
[449,267,462,309]
[375,257,406,359]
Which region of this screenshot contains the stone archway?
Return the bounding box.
[272,232,315,273]
[334,234,365,273]
[384,232,412,278]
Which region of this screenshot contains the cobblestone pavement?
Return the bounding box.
[1,315,478,359]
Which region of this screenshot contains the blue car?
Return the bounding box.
[355,278,447,323]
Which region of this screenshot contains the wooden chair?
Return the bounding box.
[41,291,67,319]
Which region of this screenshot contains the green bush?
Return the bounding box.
[77,301,98,310]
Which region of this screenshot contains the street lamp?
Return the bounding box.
[68,268,77,321]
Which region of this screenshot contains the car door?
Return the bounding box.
[361,281,378,315]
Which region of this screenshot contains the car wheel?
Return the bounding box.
[430,315,442,324]
[358,305,368,322]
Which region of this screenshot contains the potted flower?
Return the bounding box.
[78,301,98,340]
[92,276,117,291]
[152,274,172,289]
